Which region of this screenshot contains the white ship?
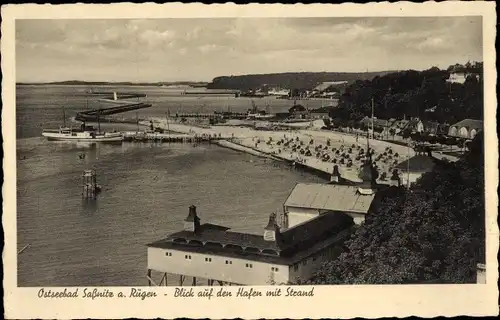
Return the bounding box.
[42,126,124,142]
[42,107,123,142]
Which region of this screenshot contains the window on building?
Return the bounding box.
[165,252,172,257]
[271,267,279,272]
[205,257,212,262]
[294,264,299,272]
[245,263,253,268]
[225,260,232,265]
[185,255,191,260]
[312,255,317,262]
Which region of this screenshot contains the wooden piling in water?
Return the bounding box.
[82,169,100,199]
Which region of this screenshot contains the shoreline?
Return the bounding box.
[146,118,461,184]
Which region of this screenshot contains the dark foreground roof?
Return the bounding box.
[147,211,354,265]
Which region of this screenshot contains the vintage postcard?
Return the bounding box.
[2,2,498,319]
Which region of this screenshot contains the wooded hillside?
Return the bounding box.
[330,62,483,124]
[206,71,396,91]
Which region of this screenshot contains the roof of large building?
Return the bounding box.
[284,183,376,214]
[147,210,354,265]
[450,119,483,131]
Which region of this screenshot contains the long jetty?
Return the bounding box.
[173,111,248,120]
[122,131,230,143]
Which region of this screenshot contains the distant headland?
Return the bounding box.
[16,80,209,87]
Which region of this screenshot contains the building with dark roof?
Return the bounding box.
[448,119,483,140]
[147,205,355,286]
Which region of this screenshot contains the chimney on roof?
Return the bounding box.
[184,205,201,234]
[264,212,279,241]
[390,169,401,187]
[330,164,341,183]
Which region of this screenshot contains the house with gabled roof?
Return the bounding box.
[408,118,425,133]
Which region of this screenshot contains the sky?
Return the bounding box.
[16,17,483,83]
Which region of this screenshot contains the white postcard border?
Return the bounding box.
[2,2,498,319]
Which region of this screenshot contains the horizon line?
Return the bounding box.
[11,69,419,85]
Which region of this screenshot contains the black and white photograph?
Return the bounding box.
[3,2,498,319]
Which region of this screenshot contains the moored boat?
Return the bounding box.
[42,126,124,142]
[42,106,124,143]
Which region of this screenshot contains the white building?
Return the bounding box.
[147,205,354,286]
[446,72,468,84]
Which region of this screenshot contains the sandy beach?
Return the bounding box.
[147,118,434,184]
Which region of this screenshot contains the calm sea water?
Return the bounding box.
[16,85,322,286]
